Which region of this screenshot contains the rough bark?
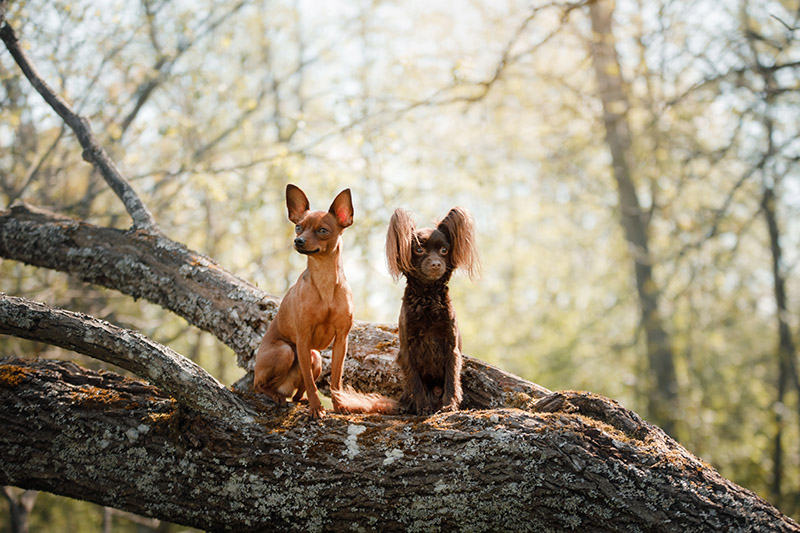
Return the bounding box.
[2,357,797,533]
[588,0,679,437]
[2,206,798,531]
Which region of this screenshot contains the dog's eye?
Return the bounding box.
[295,225,303,234]
[440,247,448,255]
[414,246,424,255]
[317,227,329,236]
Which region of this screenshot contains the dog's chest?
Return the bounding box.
[310,323,335,348]
[304,301,350,348]
[402,291,457,371]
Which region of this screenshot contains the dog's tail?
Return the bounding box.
[331,387,401,414]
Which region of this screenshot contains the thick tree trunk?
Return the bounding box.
[2,357,797,532]
[588,0,679,437]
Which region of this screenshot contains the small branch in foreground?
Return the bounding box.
[0,293,255,423]
[0,22,159,233]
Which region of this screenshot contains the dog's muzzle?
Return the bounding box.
[296,247,321,255]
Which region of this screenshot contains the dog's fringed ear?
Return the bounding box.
[286,184,310,224]
[328,189,354,228]
[437,207,481,281]
[386,208,416,280]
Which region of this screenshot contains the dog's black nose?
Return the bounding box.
[295,237,306,248]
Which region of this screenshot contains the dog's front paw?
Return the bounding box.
[307,402,326,420]
[440,402,460,413]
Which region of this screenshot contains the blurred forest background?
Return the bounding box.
[1,0,799,529]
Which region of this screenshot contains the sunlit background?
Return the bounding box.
[2,0,799,528]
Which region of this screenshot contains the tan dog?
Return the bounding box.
[254,184,355,419]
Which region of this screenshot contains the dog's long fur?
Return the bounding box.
[254,184,396,418]
[386,206,480,415]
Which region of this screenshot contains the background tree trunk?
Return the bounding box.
[762,175,798,510]
[740,11,800,509]
[1,487,37,533]
[588,0,679,437]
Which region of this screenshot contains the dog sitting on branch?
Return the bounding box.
[386,206,480,415]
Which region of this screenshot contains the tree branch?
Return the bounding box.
[0,22,159,233]
[0,203,277,366]
[0,197,795,530]
[0,294,255,423]
[2,357,797,532]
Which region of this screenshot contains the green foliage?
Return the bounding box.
[1,0,799,526]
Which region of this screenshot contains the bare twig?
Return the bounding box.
[0,22,160,233]
[770,13,798,32]
[119,1,246,136]
[7,125,66,205]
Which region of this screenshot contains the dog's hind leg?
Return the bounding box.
[255,340,296,405]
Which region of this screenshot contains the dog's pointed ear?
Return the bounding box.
[328,189,354,228]
[437,207,481,281]
[286,184,310,224]
[386,208,416,281]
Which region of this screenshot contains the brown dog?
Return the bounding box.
[386,207,480,415]
[254,184,355,419]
